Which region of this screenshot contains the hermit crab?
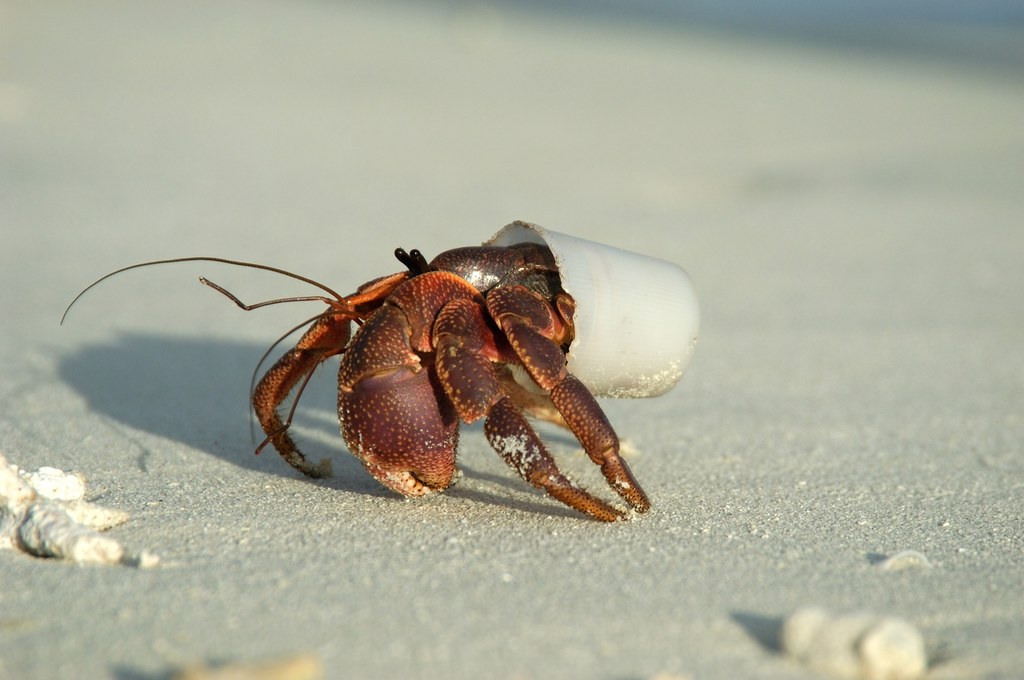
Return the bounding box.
[65,222,700,521]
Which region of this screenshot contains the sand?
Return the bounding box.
[1,2,1022,678]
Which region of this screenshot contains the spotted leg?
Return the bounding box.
[252,313,352,478]
[252,271,409,478]
[434,297,632,521]
[486,285,651,514]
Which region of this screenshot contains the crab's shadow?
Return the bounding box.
[59,332,360,475]
[58,332,577,516]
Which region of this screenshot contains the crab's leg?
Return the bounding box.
[484,397,628,522]
[548,374,649,512]
[494,369,570,430]
[252,313,353,478]
[434,298,629,521]
[252,271,410,478]
[485,286,651,514]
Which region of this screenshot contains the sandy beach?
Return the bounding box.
[2,2,1022,678]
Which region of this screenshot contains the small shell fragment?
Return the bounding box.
[781,607,927,680]
[21,466,85,501]
[0,450,156,567]
[18,503,126,565]
[875,550,932,572]
[173,654,323,680]
[488,221,700,398]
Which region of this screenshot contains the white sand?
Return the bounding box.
[1,2,1022,679]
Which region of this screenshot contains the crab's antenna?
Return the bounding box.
[199,277,335,312]
[61,256,346,324]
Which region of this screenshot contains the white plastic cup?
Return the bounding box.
[487,221,699,398]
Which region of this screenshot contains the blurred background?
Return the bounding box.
[497,0,1024,69]
[4,0,1022,331]
[2,2,1023,679]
